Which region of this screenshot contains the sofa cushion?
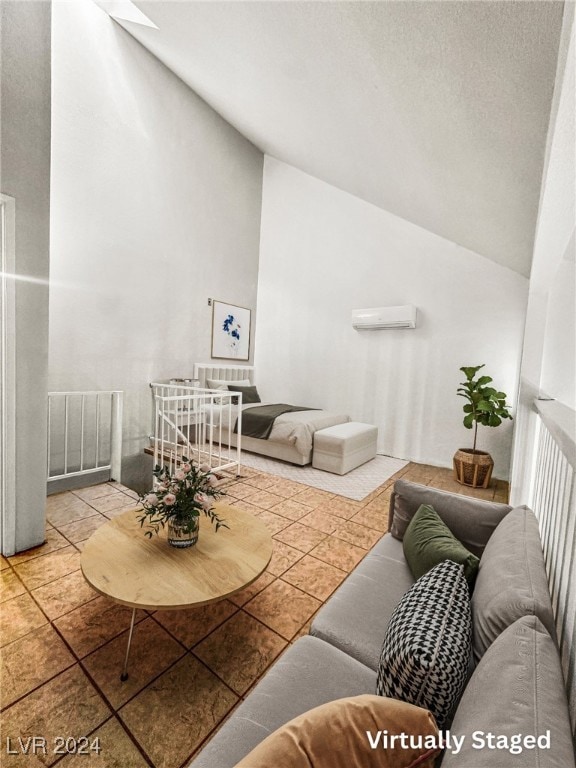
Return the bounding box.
[369,531,408,560]
[188,636,378,768]
[471,506,556,661]
[389,479,511,556]
[376,560,472,728]
[441,616,575,767]
[233,695,440,768]
[310,534,414,671]
[403,504,479,585]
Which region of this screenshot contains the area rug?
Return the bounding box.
[238,452,409,501]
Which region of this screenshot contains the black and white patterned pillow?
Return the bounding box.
[376,559,472,728]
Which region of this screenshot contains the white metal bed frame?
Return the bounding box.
[193,363,256,389]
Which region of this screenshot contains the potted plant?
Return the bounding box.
[454,364,513,488]
[137,458,228,548]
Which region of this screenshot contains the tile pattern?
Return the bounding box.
[0,468,508,767]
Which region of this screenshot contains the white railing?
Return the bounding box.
[530,399,576,734]
[150,383,242,477]
[47,391,123,486]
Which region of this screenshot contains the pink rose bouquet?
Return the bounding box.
[137,458,228,538]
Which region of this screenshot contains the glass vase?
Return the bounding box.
[167,517,199,548]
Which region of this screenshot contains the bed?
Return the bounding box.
[193,364,350,466]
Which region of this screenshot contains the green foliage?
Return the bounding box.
[137,458,229,538]
[457,364,513,452]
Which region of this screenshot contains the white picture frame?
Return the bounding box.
[211,300,251,361]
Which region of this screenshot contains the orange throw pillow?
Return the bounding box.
[233,695,440,768]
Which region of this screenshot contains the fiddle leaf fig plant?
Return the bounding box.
[457,365,513,453]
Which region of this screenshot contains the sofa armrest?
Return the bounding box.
[388,479,511,557]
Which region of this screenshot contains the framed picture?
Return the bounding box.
[211,300,251,360]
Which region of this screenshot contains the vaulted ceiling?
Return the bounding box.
[109,1,565,277]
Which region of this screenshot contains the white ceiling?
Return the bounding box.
[111,1,564,277]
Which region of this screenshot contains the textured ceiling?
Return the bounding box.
[111,1,564,277]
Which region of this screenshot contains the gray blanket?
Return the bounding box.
[235,404,317,440]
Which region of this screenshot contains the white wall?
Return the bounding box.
[533,7,575,412]
[510,6,575,505]
[540,233,575,409]
[49,0,263,490]
[1,0,51,553]
[256,157,528,479]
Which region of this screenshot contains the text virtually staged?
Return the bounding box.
[365,728,554,756]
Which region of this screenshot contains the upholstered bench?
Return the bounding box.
[312,422,378,474]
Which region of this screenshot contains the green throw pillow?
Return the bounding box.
[227,384,261,404]
[403,504,479,586]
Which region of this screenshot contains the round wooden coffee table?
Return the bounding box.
[81,504,273,680]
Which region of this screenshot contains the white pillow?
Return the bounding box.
[206,378,252,392]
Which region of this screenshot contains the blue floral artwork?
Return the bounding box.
[212,301,251,360]
[223,314,241,348]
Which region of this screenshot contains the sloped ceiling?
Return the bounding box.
[109,1,565,277]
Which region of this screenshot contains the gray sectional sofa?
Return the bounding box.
[190,479,575,767]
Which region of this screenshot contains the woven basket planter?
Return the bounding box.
[453,449,494,489]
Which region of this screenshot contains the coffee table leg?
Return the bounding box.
[120,608,137,682]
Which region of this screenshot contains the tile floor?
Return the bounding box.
[1,462,508,768]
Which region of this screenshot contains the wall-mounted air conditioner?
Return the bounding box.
[351,305,418,330]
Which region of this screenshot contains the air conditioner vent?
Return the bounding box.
[351,305,417,330]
